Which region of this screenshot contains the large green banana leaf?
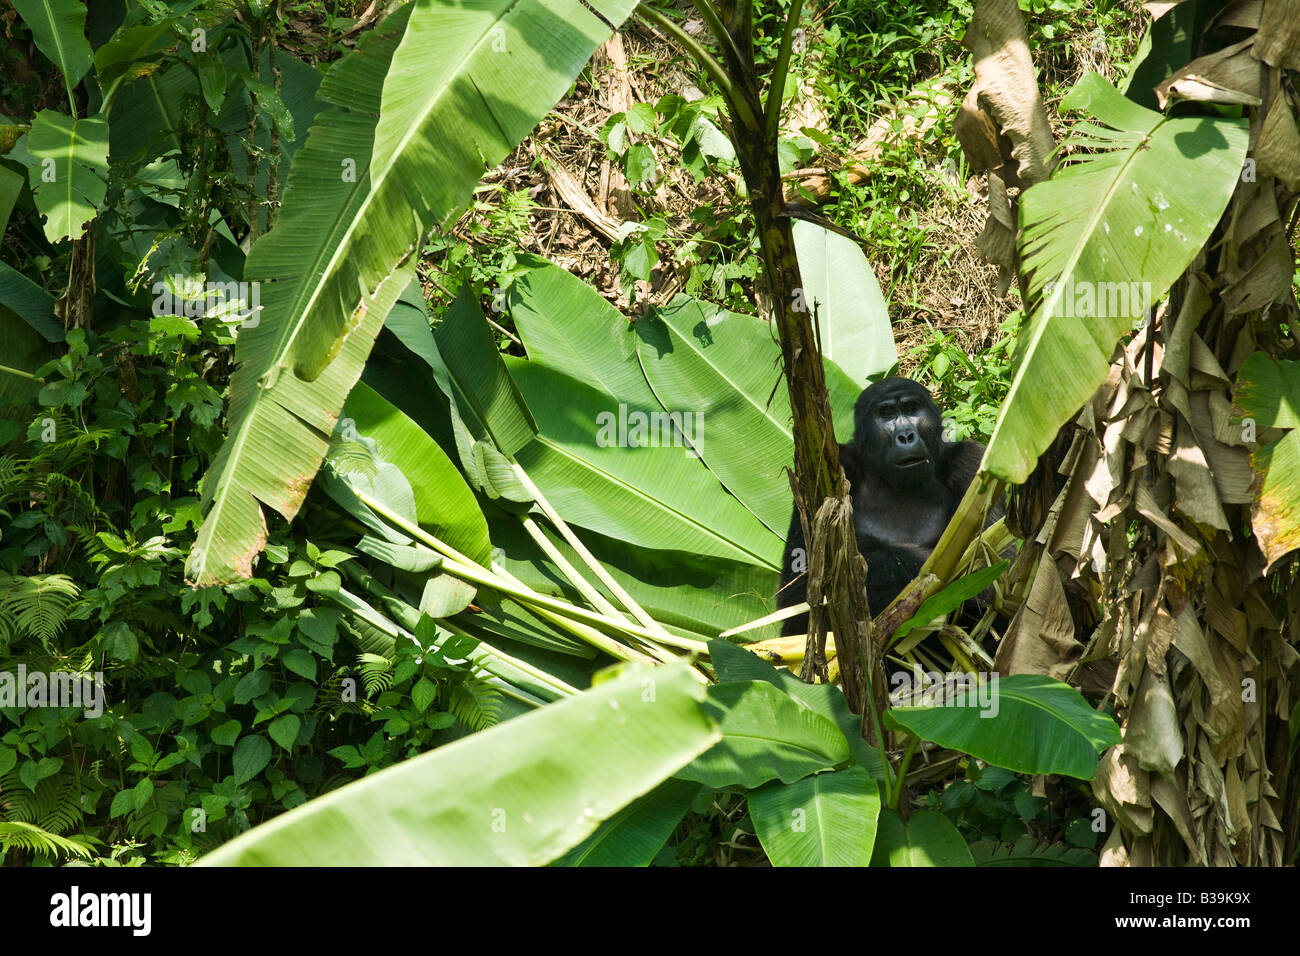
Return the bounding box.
[883,674,1121,780]
[106,32,203,162]
[1119,1,1216,112]
[508,358,783,567]
[508,253,660,406]
[12,0,92,106]
[188,0,639,584]
[23,111,108,243]
[340,381,493,566]
[791,218,896,380]
[433,285,538,463]
[0,258,59,343]
[372,278,783,638]
[635,295,861,535]
[488,518,780,642]
[871,809,974,867]
[509,254,875,537]
[427,281,783,567]
[198,662,717,865]
[984,73,1248,483]
[188,7,414,585]
[553,778,701,866]
[748,765,882,867]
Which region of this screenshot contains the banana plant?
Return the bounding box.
[917,69,1249,625]
[984,73,1248,483]
[187,0,645,585]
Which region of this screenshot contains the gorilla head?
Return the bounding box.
[852,378,945,489]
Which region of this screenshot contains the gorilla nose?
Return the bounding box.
[896,430,916,447]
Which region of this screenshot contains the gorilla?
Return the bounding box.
[776,377,992,634]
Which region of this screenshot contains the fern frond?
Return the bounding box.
[0,454,20,487]
[357,652,393,696]
[0,821,96,860]
[42,472,105,519]
[315,671,375,716]
[448,672,502,732]
[0,574,80,647]
[0,772,83,833]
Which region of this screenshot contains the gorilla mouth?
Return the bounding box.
[897,455,931,468]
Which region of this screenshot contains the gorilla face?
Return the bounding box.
[853,378,944,487]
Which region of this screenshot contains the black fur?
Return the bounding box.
[777,378,993,634]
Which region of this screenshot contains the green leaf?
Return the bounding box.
[890,560,1008,643]
[197,663,717,866]
[634,295,862,537]
[0,257,60,344]
[101,621,138,662]
[970,835,1097,866]
[131,777,154,810]
[24,111,109,243]
[296,608,338,654]
[109,789,134,818]
[282,648,317,680]
[411,677,437,713]
[0,165,23,239]
[241,72,294,140]
[190,0,639,584]
[92,19,177,91]
[0,309,55,406]
[883,673,1120,779]
[625,102,656,134]
[985,73,1249,483]
[233,670,272,705]
[871,808,973,866]
[211,720,241,747]
[342,380,492,564]
[128,736,154,764]
[434,285,538,459]
[329,744,365,769]
[625,143,656,185]
[305,570,342,595]
[791,219,896,381]
[508,255,657,406]
[678,680,849,789]
[12,0,93,97]
[1118,1,1210,111]
[748,766,881,866]
[419,574,474,618]
[355,536,443,573]
[507,358,780,567]
[707,639,883,778]
[268,715,301,751]
[554,778,699,866]
[490,520,779,645]
[232,735,272,784]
